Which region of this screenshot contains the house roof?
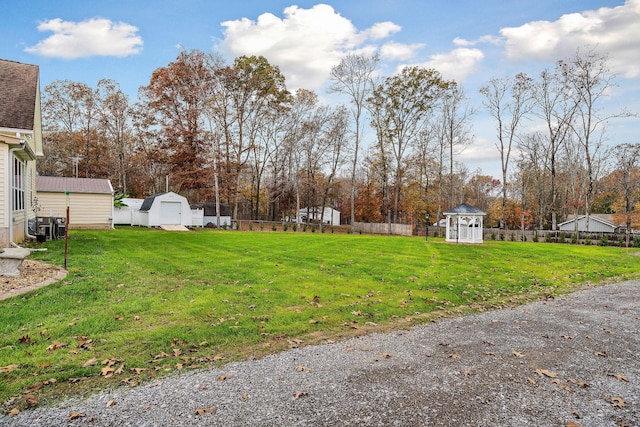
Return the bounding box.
[36,176,113,194]
[0,59,39,131]
[558,215,615,228]
[444,203,486,215]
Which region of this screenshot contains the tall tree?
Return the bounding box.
[480,73,534,229]
[561,48,633,231]
[96,79,131,194]
[612,143,640,247]
[368,66,449,223]
[533,66,577,230]
[329,54,379,225]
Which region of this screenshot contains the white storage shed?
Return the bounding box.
[139,192,192,227]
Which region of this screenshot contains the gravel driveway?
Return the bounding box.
[3,280,639,427]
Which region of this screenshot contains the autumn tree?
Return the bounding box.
[138,50,213,201]
[368,66,450,223]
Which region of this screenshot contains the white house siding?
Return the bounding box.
[36,192,113,229]
[558,216,615,233]
[0,145,6,244]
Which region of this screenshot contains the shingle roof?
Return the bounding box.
[36,176,113,194]
[444,203,486,215]
[0,59,39,131]
[140,193,166,211]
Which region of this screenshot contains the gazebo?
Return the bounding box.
[443,203,486,244]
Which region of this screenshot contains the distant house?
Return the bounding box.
[558,214,618,233]
[36,176,114,230]
[296,207,340,226]
[0,59,43,247]
[443,203,486,244]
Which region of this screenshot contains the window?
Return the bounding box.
[12,157,25,211]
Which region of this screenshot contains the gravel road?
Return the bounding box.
[3,280,639,427]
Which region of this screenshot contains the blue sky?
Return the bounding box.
[2,0,639,178]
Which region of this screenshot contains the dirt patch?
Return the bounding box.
[0,260,67,300]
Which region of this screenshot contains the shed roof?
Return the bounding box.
[36,176,113,194]
[0,59,39,131]
[139,193,166,212]
[444,203,486,215]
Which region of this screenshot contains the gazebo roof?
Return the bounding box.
[444,203,486,216]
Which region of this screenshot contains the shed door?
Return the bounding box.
[160,201,182,224]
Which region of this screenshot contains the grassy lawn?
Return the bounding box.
[1,227,639,408]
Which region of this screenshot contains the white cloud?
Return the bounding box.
[25,18,143,59]
[407,48,484,82]
[453,35,501,47]
[500,0,640,77]
[218,4,400,90]
[380,41,423,61]
[363,21,401,40]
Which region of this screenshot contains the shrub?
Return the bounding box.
[570,233,578,244]
[272,224,277,231]
[303,224,307,232]
[292,223,298,232]
[533,232,539,243]
[248,222,253,231]
[260,223,264,231]
[283,223,289,232]
[311,224,317,233]
[558,233,566,244]
[510,233,516,241]
[491,232,496,241]
[500,233,505,241]
[544,233,553,243]
[633,236,640,248]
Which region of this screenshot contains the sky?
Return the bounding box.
[2,0,639,178]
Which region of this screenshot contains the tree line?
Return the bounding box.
[38,47,639,230]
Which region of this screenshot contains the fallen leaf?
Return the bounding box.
[7,408,20,416]
[101,366,115,377]
[551,379,573,392]
[295,366,310,372]
[381,352,392,359]
[24,382,44,393]
[566,423,583,427]
[535,369,557,378]
[448,353,461,359]
[242,394,249,400]
[25,395,37,406]
[195,407,215,415]
[610,396,625,408]
[39,362,52,369]
[512,350,525,358]
[610,374,629,382]
[83,358,98,367]
[46,341,67,352]
[106,400,117,407]
[218,375,232,381]
[0,364,19,373]
[114,364,125,375]
[18,335,31,344]
[293,391,308,399]
[595,351,607,357]
[68,412,85,420]
[527,377,537,385]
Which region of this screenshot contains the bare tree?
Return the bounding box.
[533,66,577,230]
[480,73,534,229]
[612,143,640,247]
[561,48,634,231]
[329,54,379,225]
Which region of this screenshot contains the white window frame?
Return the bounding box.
[12,156,25,212]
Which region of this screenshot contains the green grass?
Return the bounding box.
[1,227,639,408]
